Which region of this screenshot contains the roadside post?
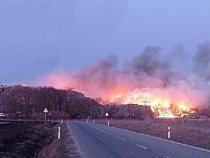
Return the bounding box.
[58,126,61,139]
[168,126,170,139]
[87,116,89,122]
[43,108,48,124]
[105,112,109,125]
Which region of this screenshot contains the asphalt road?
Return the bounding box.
[67,121,210,158]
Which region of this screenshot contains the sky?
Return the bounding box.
[1,0,210,85]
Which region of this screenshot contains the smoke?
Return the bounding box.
[125,46,172,87]
[35,42,210,107]
[193,41,210,81]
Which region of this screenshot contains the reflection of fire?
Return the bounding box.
[102,90,192,118]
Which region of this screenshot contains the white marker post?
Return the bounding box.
[87,116,89,123]
[58,126,61,139]
[168,126,171,139]
[43,108,48,124]
[105,112,109,125]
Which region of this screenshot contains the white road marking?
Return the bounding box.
[114,135,127,141]
[88,124,171,158]
[136,144,147,149]
[122,127,210,153]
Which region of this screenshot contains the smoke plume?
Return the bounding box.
[193,42,210,81]
[35,42,210,107]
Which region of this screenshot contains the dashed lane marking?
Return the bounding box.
[88,124,170,158]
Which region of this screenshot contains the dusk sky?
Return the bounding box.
[1,0,210,85]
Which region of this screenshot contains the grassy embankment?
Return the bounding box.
[0,121,81,158]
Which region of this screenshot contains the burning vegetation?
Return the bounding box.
[34,42,210,118]
[97,91,192,118]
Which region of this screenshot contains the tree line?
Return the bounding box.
[0,85,154,119]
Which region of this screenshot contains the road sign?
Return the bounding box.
[43,108,48,113]
[105,112,109,117]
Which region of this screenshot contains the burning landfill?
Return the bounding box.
[35,42,210,118]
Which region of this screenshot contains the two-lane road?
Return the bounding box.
[67,122,210,158]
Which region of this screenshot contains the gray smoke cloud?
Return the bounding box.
[125,46,172,87]
[193,41,210,81]
[36,42,210,107]
[74,55,119,95]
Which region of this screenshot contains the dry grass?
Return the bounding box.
[94,118,210,150]
[38,122,81,158]
[0,121,81,158]
[0,122,9,124]
[0,121,55,158]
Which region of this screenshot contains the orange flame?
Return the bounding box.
[34,68,207,118]
[106,89,192,118]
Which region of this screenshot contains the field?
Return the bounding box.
[0,121,56,157]
[94,118,210,150]
[0,120,80,158]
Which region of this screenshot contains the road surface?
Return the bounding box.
[67,121,210,158]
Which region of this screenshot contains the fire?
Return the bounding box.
[35,70,193,118]
[34,49,210,119]
[109,90,192,118]
[178,104,190,112]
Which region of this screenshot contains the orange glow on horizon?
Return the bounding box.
[34,70,197,118]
